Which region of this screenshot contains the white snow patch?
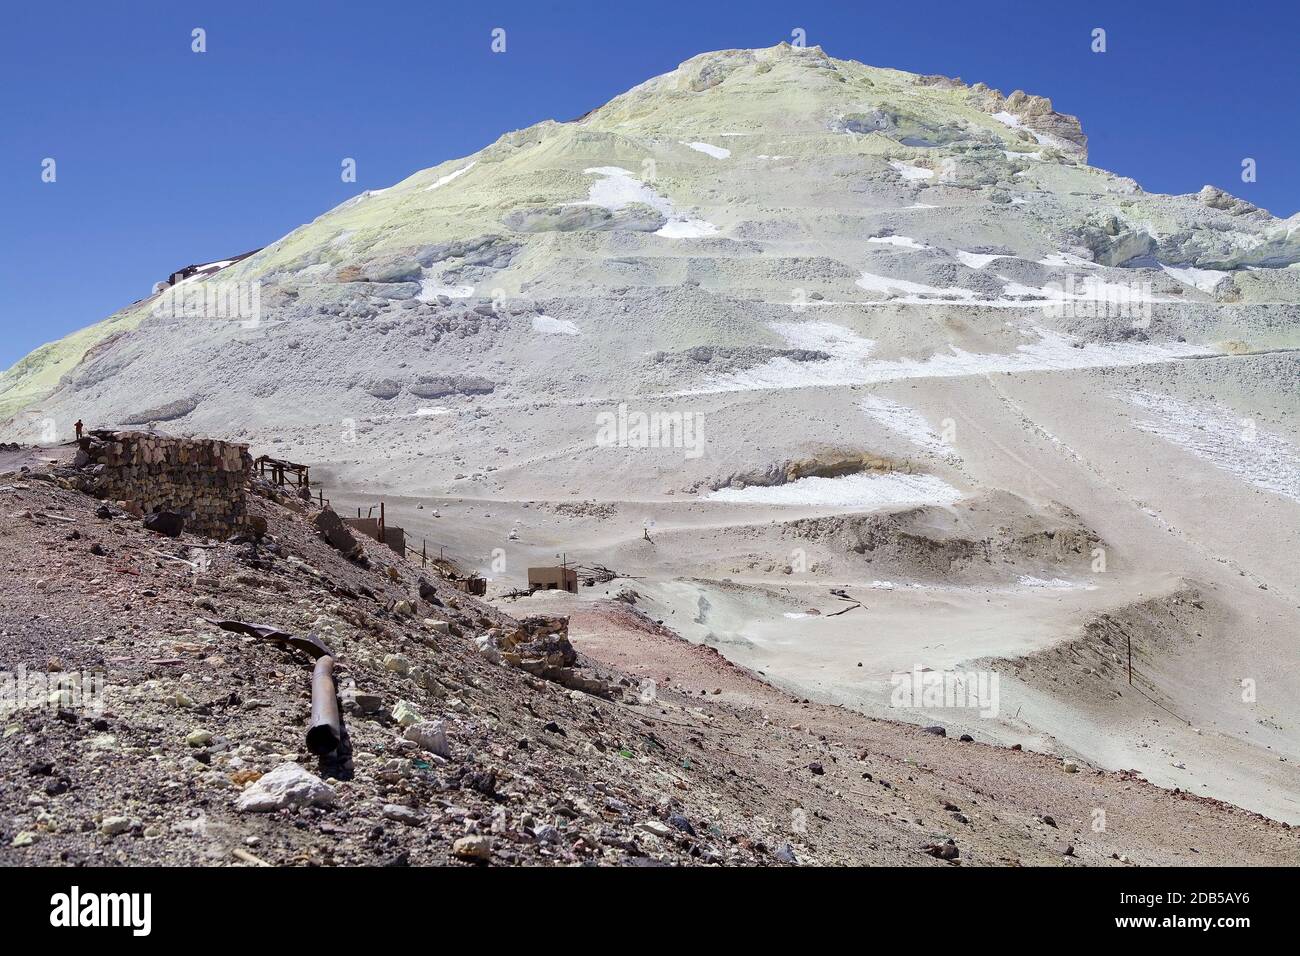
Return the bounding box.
[656,218,719,238]
[855,270,981,302]
[1127,391,1300,503]
[414,407,451,417]
[532,314,581,336]
[1038,251,1099,269]
[417,280,474,302]
[695,325,1211,394]
[769,320,876,359]
[690,320,876,392]
[1017,575,1077,590]
[903,203,937,209]
[1159,262,1229,294]
[581,166,669,213]
[955,250,1005,269]
[706,472,962,509]
[1002,275,1178,305]
[889,160,934,182]
[860,396,955,457]
[424,161,476,191]
[578,166,719,239]
[682,141,731,159]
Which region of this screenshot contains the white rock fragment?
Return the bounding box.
[236,763,337,812]
[392,699,423,727]
[100,816,132,836]
[404,720,451,758]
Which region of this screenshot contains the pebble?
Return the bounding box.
[101,816,132,836]
[186,729,213,747]
[667,813,696,835]
[382,804,425,826]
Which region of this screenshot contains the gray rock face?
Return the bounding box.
[121,396,199,424]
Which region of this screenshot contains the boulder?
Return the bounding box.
[236,763,337,812]
[143,511,185,537]
[404,720,450,758]
[312,507,361,558]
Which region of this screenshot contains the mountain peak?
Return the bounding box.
[585,44,1087,161]
[3,45,1297,429]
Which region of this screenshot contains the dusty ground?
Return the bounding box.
[1,449,1296,866]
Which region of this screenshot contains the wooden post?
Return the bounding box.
[422,539,427,567]
[1127,634,1132,685]
[380,501,385,538]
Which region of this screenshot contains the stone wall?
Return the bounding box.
[74,430,253,539]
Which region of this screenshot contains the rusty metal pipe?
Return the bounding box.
[306,655,341,755]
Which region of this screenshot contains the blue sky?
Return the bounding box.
[1,0,1295,369]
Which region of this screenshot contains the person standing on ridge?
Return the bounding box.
[74,419,83,440]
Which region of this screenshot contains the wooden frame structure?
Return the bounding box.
[254,455,310,488]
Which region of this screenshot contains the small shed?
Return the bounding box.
[528,566,578,593]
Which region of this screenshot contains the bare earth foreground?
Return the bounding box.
[0,447,1295,866]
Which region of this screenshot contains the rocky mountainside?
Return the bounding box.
[3,44,1298,478]
[4,46,1299,830]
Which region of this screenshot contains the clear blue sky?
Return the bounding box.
[2,0,1295,369]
